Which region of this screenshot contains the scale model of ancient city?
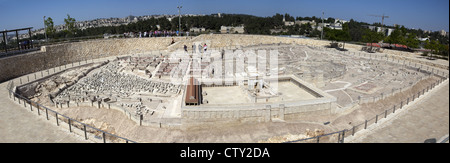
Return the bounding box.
[1,17,449,143]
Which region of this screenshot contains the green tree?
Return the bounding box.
[362,28,385,51]
[362,29,384,43]
[284,13,295,22]
[385,27,404,45]
[338,23,351,50]
[44,17,56,38]
[426,40,450,59]
[64,14,77,36]
[424,40,439,59]
[324,27,338,42]
[405,33,419,48]
[325,17,335,23]
[299,23,312,35]
[347,19,366,42]
[439,44,449,59]
[324,23,351,50]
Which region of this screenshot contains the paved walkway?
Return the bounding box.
[349,80,449,143]
[0,81,90,143]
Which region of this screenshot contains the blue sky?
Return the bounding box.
[0,0,448,32]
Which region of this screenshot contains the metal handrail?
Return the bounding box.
[7,81,137,143]
[284,77,449,143]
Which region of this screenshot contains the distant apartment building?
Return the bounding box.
[190,27,206,33]
[284,21,295,26]
[386,28,395,36]
[316,22,341,30]
[295,20,317,26]
[211,13,222,18]
[362,25,395,36]
[440,30,447,36]
[220,25,245,34]
[334,18,348,24]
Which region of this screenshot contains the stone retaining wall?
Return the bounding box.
[181,101,336,124]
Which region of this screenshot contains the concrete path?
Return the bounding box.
[0,81,91,143]
[349,80,449,143]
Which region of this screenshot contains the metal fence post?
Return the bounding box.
[68,119,72,132]
[352,126,355,136]
[337,132,341,143]
[364,120,368,129]
[84,125,88,140]
[56,113,59,126]
[37,104,40,115]
[103,132,106,143]
[375,115,378,124]
[45,108,49,120]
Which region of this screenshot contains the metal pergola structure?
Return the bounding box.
[1,27,33,53]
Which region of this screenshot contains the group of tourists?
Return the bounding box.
[19,40,33,50]
[123,30,189,38]
[184,43,207,53]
